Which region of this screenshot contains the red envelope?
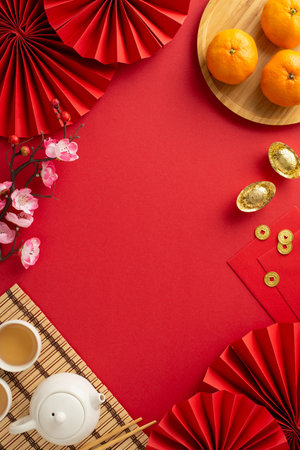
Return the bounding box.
[258,230,300,321]
[228,206,300,322]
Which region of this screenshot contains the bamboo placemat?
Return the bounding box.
[0,284,148,450]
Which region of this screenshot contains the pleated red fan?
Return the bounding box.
[44,0,190,64]
[147,391,288,449]
[204,323,300,449]
[0,0,116,137]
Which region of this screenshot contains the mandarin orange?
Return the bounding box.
[261,50,300,106]
[206,29,258,85]
[261,0,300,48]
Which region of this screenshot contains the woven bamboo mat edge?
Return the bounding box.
[0,284,148,450]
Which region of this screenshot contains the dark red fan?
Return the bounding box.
[204,323,300,449]
[147,391,288,449]
[0,0,115,137]
[44,0,190,64]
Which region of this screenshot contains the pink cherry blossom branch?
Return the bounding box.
[0,99,81,266]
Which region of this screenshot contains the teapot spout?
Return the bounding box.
[90,391,106,410]
[99,393,105,404]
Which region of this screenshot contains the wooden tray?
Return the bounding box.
[0,285,148,450]
[197,0,300,125]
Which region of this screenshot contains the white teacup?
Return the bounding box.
[0,378,12,421]
[0,320,41,372]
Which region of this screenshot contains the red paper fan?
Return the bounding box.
[0,0,115,137]
[204,323,300,449]
[44,0,190,64]
[147,391,288,449]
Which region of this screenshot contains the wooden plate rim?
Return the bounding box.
[197,0,300,126]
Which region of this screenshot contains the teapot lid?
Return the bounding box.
[38,393,85,439]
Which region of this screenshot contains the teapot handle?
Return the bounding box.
[9,416,36,435]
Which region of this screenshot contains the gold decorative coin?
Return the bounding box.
[236,181,276,213]
[278,229,293,245]
[264,271,280,287]
[269,142,300,179]
[277,242,293,255]
[255,225,270,240]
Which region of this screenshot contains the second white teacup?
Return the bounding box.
[0,378,12,421]
[0,320,41,372]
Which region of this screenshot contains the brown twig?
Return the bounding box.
[25,163,40,188]
[0,231,22,262]
[69,123,84,142]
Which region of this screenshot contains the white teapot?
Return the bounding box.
[9,373,105,446]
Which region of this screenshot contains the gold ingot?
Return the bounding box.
[278,229,293,245]
[264,271,280,287]
[255,225,270,240]
[269,142,300,179]
[277,242,293,255]
[236,181,276,212]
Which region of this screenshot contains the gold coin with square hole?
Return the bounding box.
[277,242,293,255]
[264,271,280,287]
[278,229,293,245]
[255,225,270,240]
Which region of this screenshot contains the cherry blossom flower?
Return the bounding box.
[0,198,5,212]
[19,238,40,269]
[5,211,34,228]
[0,221,16,244]
[41,161,58,188]
[11,188,38,215]
[0,181,12,195]
[44,137,57,149]
[44,138,79,161]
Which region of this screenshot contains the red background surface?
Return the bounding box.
[1,0,300,430]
